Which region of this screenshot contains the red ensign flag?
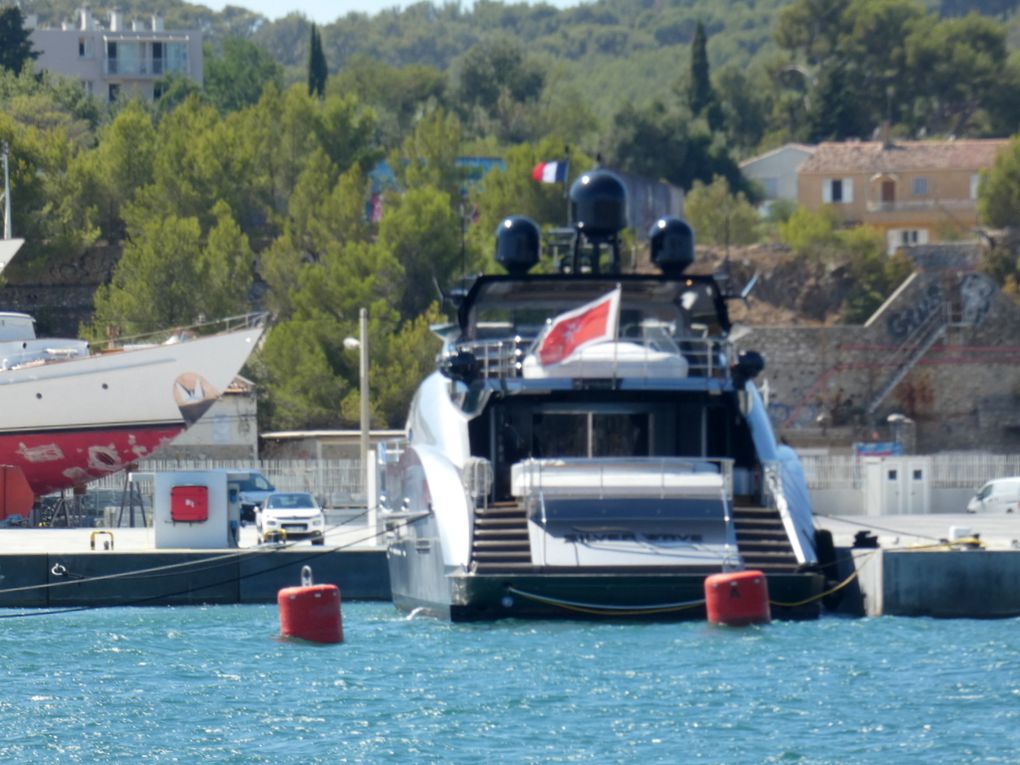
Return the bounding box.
[535,287,621,366]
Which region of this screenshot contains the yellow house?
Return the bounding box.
[797,138,1009,254]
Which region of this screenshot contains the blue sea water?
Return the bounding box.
[1,603,1017,764]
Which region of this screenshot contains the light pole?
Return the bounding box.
[344,307,373,531]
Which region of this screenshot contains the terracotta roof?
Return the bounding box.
[798,139,1010,175]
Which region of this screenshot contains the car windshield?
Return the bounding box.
[240,474,274,492]
[266,493,316,509]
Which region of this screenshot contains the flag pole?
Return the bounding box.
[563,145,570,227]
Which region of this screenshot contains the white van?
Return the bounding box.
[966,478,1020,514]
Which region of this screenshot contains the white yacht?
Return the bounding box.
[378,168,824,620]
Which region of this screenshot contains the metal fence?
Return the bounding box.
[79,453,1020,504]
[91,458,364,508]
[800,453,1020,490]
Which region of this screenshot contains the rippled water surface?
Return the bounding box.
[1,603,1018,763]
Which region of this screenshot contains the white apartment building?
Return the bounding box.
[29,6,203,102]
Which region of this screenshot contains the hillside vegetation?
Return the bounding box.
[4,0,1020,431]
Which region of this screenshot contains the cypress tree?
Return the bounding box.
[688,21,723,132]
[0,6,39,74]
[307,24,327,98]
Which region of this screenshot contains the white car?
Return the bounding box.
[966,478,1020,514]
[256,492,326,545]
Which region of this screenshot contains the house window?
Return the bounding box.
[881,180,895,203]
[913,177,929,196]
[108,83,120,102]
[886,228,929,254]
[107,41,118,74]
[152,42,164,75]
[78,37,93,57]
[823,178,853,204]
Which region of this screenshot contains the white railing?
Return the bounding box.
[511,457,734,500]
[449,334,733,381]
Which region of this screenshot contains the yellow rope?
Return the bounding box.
[507,586,706,616]
[769,549,880,608]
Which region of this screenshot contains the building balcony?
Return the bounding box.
[106,59,159,77]
[865,199,977,214]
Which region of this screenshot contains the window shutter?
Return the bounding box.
[822,179,832,203]
[844,178,854,203]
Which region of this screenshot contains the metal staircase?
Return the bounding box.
[470,501,532,572]
[731,503,800,572]
[866,300,948,417]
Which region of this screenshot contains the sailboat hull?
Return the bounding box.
[0,324,263,495]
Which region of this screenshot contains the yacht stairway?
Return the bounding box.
[469,500,801,574]
[731,502,800,571]
[470,501,532,572]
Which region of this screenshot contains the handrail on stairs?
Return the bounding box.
[865,299,949,416]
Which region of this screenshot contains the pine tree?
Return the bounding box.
[0,6,39,74]
[307,24,327,99]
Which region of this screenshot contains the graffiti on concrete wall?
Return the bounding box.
[959,272,994,326]
[886,282,943,340]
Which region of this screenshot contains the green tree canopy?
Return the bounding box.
[978,134,1020,229]
[684,176,760,247]
[204,37,283,114]
[88,205,253,338]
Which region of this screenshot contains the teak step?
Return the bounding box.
[472,550,532,560]
[473,539,530,549]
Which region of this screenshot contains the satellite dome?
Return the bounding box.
[569,169,627,238]
[648,217,695,276]
[495,216,540,275]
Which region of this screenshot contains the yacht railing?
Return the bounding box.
[449,334,733,381]
[511,457,735,500]
[91,311,269,352]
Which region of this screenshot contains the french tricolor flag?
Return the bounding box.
[531,160,567,184]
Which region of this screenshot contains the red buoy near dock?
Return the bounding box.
[278,566,343,644]
[704,570,771,626]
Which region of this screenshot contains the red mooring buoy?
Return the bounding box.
[278,566,344,644]
[704,570,771,626]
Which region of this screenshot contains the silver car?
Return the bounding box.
[256,491,326,545]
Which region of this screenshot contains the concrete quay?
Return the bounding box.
[814,513,1020,618]
[0,521,390,609]
[4,512,1019,618]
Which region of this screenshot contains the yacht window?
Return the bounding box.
[530,412,650,458]
[532,414,588,457]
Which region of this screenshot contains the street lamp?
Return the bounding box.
[343,308,373,530]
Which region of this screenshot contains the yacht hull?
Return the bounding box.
[388,538,824,622]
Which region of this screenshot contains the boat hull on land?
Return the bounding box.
[0,319,264,495]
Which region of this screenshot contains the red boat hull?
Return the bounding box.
[0,424,185,496]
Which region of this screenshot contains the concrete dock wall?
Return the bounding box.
[0,549,390,609]
[848,547,1020,618]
